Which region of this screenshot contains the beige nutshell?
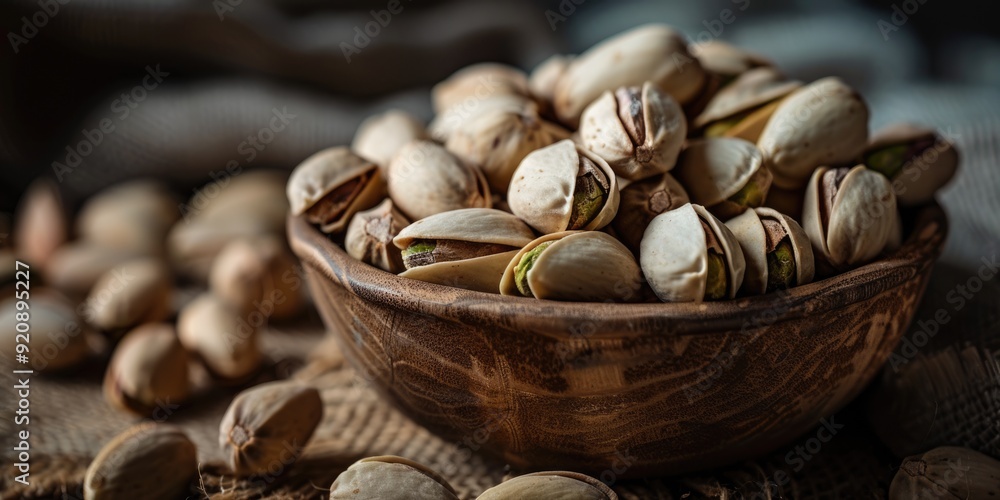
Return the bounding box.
[429,94,533,143]
[672,137,772,219]
[44,243,141,297]
[1,292,91,372]
[725,207,815,295]
[287,146,386,234]
[14,178,67,268]
[889,446,1000,499]
[84,423,197,500]
[611,172,690,252]
[345,199,411,274]
[352,109,429,173]
[177,293,262,383]
[103,323,190,415]
[83,258,172,332]
[690,40,771,79]
[529,54,573,105]
[209,236,303,320]
[864,123,959,206]
[330,455,459,500]
[478,471,618,500]
[76,180,179,255]
[693,67,801,142]
[387,140,491,221]
[219,380,323,477]
[431,63,530,114]
[554,24,706,126]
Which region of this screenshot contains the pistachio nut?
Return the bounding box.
[757,77,870,189]
[432,63,531,114]
[76,180,179,255]
[529,54,572,105]
[725,207,815,295]
[690,40,772,81]
[429,94,532,143]
[762,186,805,223]
[500,231,644,302]
[44,243,141,297]
[177,293,262,382]
[330,455,459,500]
[84,258,172,332]
[387,140,491,221]
[802,165,898,269]
[84,423,197,500]
[478,471,618,500]
[640,203,746,302]
[889,446,1000,500]
[693,67,801,142]
[445,97,569,191]
[14,178,67,268]
[103,323,190,415]
[209,235,304,320]
[610,172,690,253]
[672,137,772,219]
[393,208,534,293]
[352,109,429,173]
[579,82,687,181]
[554,24,707,126]
[287,146,386,234]
[1,292,91,372]
[219,380,323,477]
[345,199,411,273]
[863,123,959,206]
[508,139,620,234]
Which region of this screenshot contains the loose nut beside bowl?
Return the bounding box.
[209,235,304,320]
[103,323,190,415]
[863,123,959,206]
[287,146,386,234]
[478,471,618,500]
[387,140,491,221]
[84,258,172,333]
[75,179,179,255]
[346,199,411,273]
[888,446,1000,500]
[177,293,262,383]
[1,292,91,372]
[84,423,197,500]
[726,207,815,295]
[330,456,459,500]
[672,137,772,219]
[14,179,67,268]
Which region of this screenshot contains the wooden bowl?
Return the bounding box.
[288,205,947,477]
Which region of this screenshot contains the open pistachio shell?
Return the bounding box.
[553,24,707,127]
[499,231,643,302]
[672,137,772,219]
[611,172,690,253]
[351,110,428,174]
[691,40,772,79]
[387,140,491,221]
[478,471,618,500]
[579,81,687,181]
[287,147,386,234]
[508,139,620,234]
[432,63,530,114]
[725,207,814,295]
[693,67,801,141]
[346,199,411,273]
[640,203,746,302]
[757,77,870,189]
[803,165,898,269]
[864,123,959,206]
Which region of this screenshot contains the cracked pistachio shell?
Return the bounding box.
[219,380,323,477]
[889,447,1000,499]
[757,77,870,189]
[103,323,190,415]
[432,63,531,114]
[672,137,772,219]
[1,292,91,372]
[352,110,429,173]
[346,199,411,273]
[177,293,262,382]
[864,123,959,206]
[611,173,690,253]
[640,203,746,302]
[76,180,179,255]
[725,207,814,295]
[803,165,898,269]
[478,471,618,500]
[84,423,197,500]
[331,455,458,500]
[693,67,801,142]
[393,208,534,293]
[554,24,707,127]
[529,54,573,104]
[691,40,772,79]
[387,140,491,221]
[580,81,687,181]
[209,235,303,320]
[445,99,569,191]
[508,140,620,234]
[499,231,643,302]
[287,147,386,234]
[84,258,172,332]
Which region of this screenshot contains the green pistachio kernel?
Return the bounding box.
[704,250,728,300]
[514,242,553,297]
[567,157,609,230]
[865,144,909,180]
[766,239,796,292]
[727,178,766,209]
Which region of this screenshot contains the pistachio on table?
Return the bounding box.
[387,140,491,221]
[287,146,386,234]
[611,172,690,253]
[508,139,620,234]
[579,81,687,181]
[726,207,815,295]
[478,471,618,500]
[14,178,67,268]
[757,77,870,189]
[529,54,573,105]
[554,24,706,126]
[672,137,772,219]
[75,180,179,255]
[863,123,959,206]
[84,423,197,500]
[45,242,143,297]
[177,293,262,383]
[500,231,644,302]
[352,109,429,173]
[219,380,323,477]
[103,323,190,415]
[1,292,91,372]
[802,165,898,269]
[209,235,303,320]
[640,203,746,302]
[346,199,411,273]
[431,63,531,114]
[393,208,534,293]
[889,446,1000,500]
[84,258,172,333]
[693,67,800,142]
[330,455,459,500]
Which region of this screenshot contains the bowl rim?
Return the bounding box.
[288,204,947,338]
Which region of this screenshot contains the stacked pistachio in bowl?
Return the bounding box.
[288,23,958,303]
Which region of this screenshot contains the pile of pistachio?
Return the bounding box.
[289,24,958,303]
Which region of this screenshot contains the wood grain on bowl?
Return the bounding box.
[288,206,947,477]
